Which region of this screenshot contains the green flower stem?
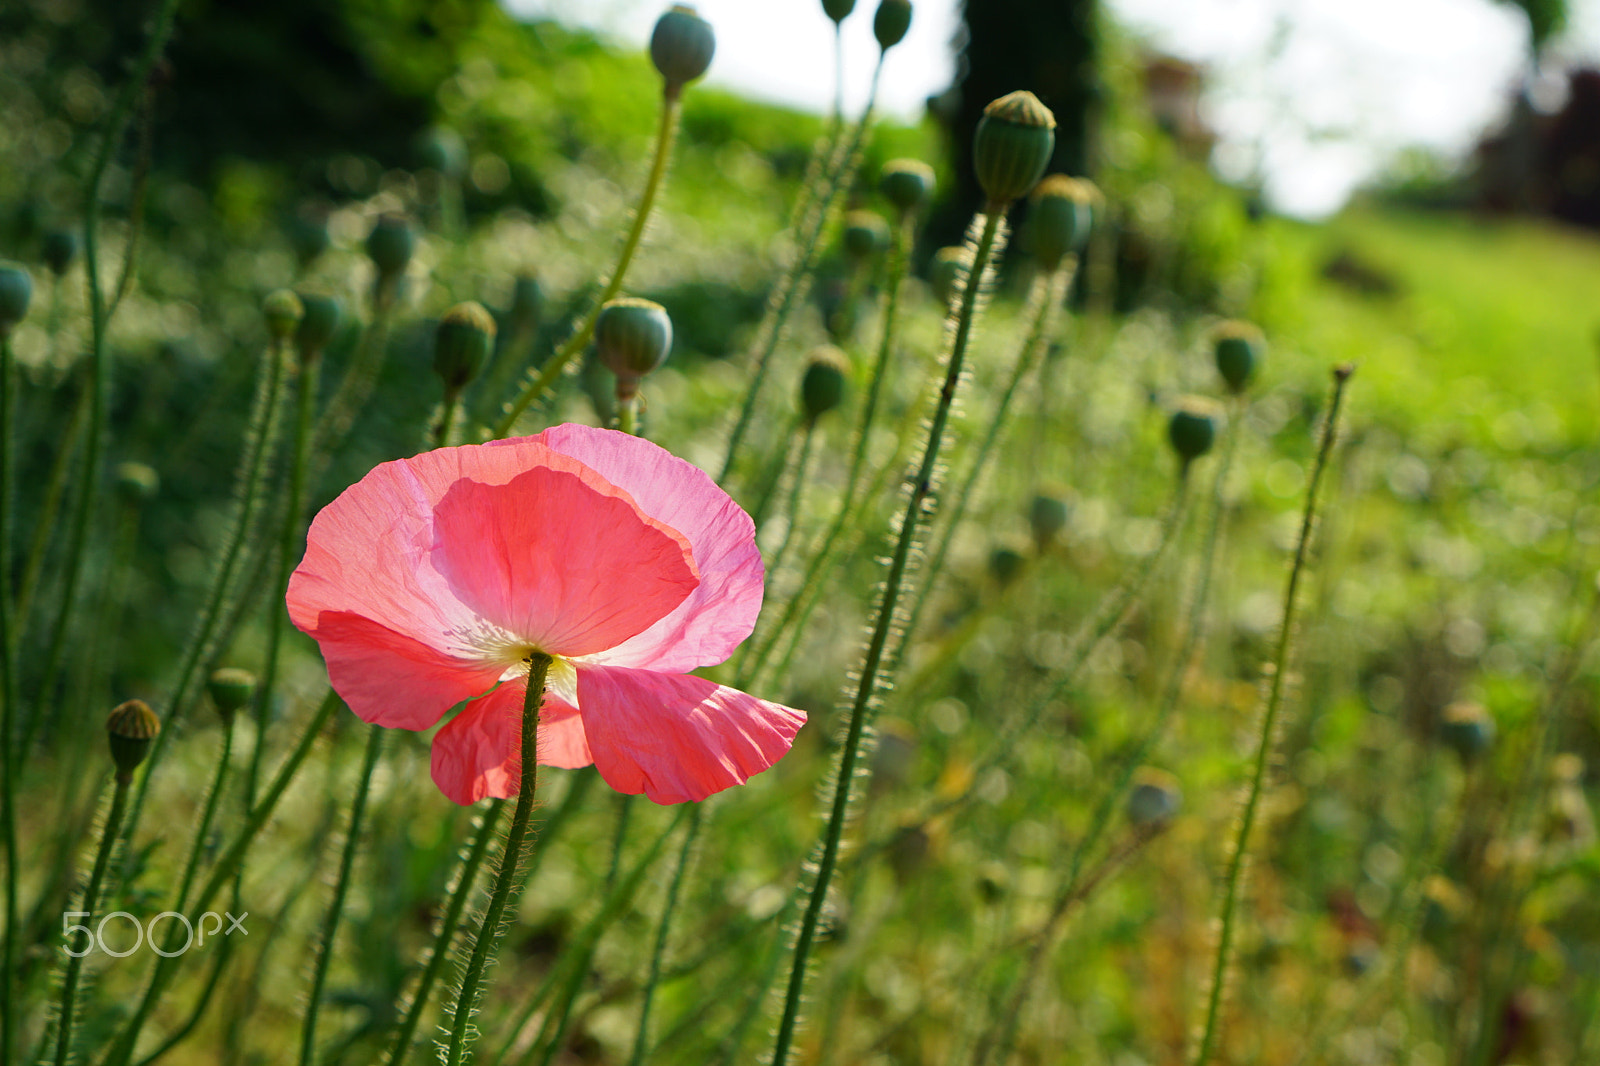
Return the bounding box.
[0,329,18,1064]
[626,806,702,1066]
[435,390,461,447]
[712,897,799,1066]
[52,773,133,1066]
[604,792,635,891]
[718,57,884,484]
[300,723,385,1066]
[494,96,682,437]
[617,394,639,437]
[444,654,552,1066]
[103,689,342,1066]
[771,207,1007,1066]
[131,933,236,1066]
[763,419,817,589]
[743,414,805,536]
[171,715,237,914]
[312,291,394,458]
[1191,365,1354,1066]
[14,384,86,631]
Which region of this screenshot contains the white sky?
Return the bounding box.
[507,0,1600,217]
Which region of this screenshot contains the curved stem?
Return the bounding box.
[15,384,86,631]
[763,420,817,588]
[53,775,132,1066]
[444,654,552,1066]
[172,715,238,914]
[626,806,702,1066]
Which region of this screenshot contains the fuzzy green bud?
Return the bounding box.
[42,229,80,277]
[1028,491,1069,548]
[0,263,33,335]
[873,0,912,49]
[800,345,849,422]
[974,91,1057,209]
[823,0,856,22]
[841,210,889,263]
[113,462,159,504]
[651,5,715,97]
[207,667,257,723]
[1213,320,1265,394]
[295,293,343,359]
[595,298,673,398]
[511,274,543,332]
[880,158,935,215]
[417,126,467,177]
[1126,767,1182,826]
[1028,174,1097,271]
[1440,701,1495,762]
[365,214,414,282]
[988,544,1026,587]
[929,245,971,307]
[1167,398,1218,466]
[106,699,161,782]
[263,289,305,344]
[434,301,496,394]
[287,207,331,268]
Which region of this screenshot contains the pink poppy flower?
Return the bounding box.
[286,423,805,805]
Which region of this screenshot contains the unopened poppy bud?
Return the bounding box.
[1440,701,1495,762]
[651,5,715,97]
[295,293,343,359]
[822,0,856,24]
[842,210,889,263]
[929,246,971,307]
[975,860,1010,904]
[988,544,1026,586]
[595,298,673,398]
[417,126,467,177]
[434,301,496,394]
[1028,174,1096,271]
[1028,491,1069,548]
[880,158,935,215]
[873,0,912,49]
[800,346,849,422]
[511,274,543,332]
[287,206,331,268]
[263,289,305,343]
[974,91,1056,209]
[366,214,414,283]
[106,699,161,782]
[1167,398,1219,466]
[0,263,32,335]
[42,229,80,277]
[113,462,159,504]
[1126,767,1182,826]
[207,667,258,723]
[1213,320,1265,394]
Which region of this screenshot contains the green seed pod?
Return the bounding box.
[651,5,716,96]
[1440,701,1495,762]
[434,301,496,393]
[973,90,1057,209]
[873,0,913,49]
[1028,491,1069,548]
[510,273,543,333]
[1126,767,1182,826]
[929,245,971,308]
[879,158,935,215]
[287,206,331,268]
[595,297,673,397]
[365,214,415,283]
[841,210,889,263]
[207,667,258,723]
[822,0,856,24]
[106,699,161,782]
[1213,320,1265,394]
[801,346,849,422]
[295,293,343,359]
[263,289,305,344]
[113,461,160,504]
[1167,398,1219,465]
[0,262,33,334]
[42,229,80,277]
[1028,174,1097,271]
[988,544,1026,587]
[416,125,467,177]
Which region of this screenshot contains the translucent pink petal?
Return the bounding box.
[429,683,588,805]
[575,664,806,804]
[428,465,699,657]
[530,424,764,672]
[302,611,504,731]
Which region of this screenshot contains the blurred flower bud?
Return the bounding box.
[106,699,161,782]
[1028,491,1070,548]
[365,214,414,283]
[207,667,257,724]
[1440,701,1495,762]
[263,289,305,344]
[988,544,1026,587]
[975,860,1011,904]
[841,210,889,263]
[929,245,971,307]
[416,126,467,177]
[595,298,673,398]
[295,293,343,359]
[1167,398,1219,466]
[1028,174,1097,271]
[287,205,331,269]
[1213,320,1265,395]
[822,0,856,24]
[974,91,1056,209]
[651,5,715,97]
[510,273,544,333]
[1126,767,1182,826]
[880,158,935,216]
[42,229,80,277]
[434,301,497,394]
[872,0,912,49]
[0,263,33,334]
[801,345,849,422]
[113,462,160,504]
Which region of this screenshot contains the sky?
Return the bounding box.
[506,0,1600,217]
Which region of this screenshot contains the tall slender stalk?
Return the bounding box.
[52,773,132,1066]
[0,327,18,1064]
[627,806,703,1066]
[764,420,818,588]
[1191,365,1354,1066]
[171,715,238,914]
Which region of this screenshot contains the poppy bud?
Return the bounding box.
[295,293,343,360]
[1028,174,1096,271]
[651,5,715,97]
[366,214,414,283]
[974,91,1056,209]
[880,158,935,215]
[263,289,305,344]
[841,210,889,263]
[0,263,33,335]
[287,206,331,268]
[42,230,80,277]
[873,0,912,50]
[595,298,673,398]
[106,699,161,782]
[417,126,467,177]
[434,301,497,394]
[801,346,849,422]
[1440,701,1495,762]
[510,273,543,333]
[1126,767,1182,826]
[1167,399,1218,466]
[207,667,258,723]
[929,246,971,307]
[988,544,1026,586]
[822,0,856,24]
[113,462,159,504]
[1028,491,1069,548]
[1213,320,1265,395]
